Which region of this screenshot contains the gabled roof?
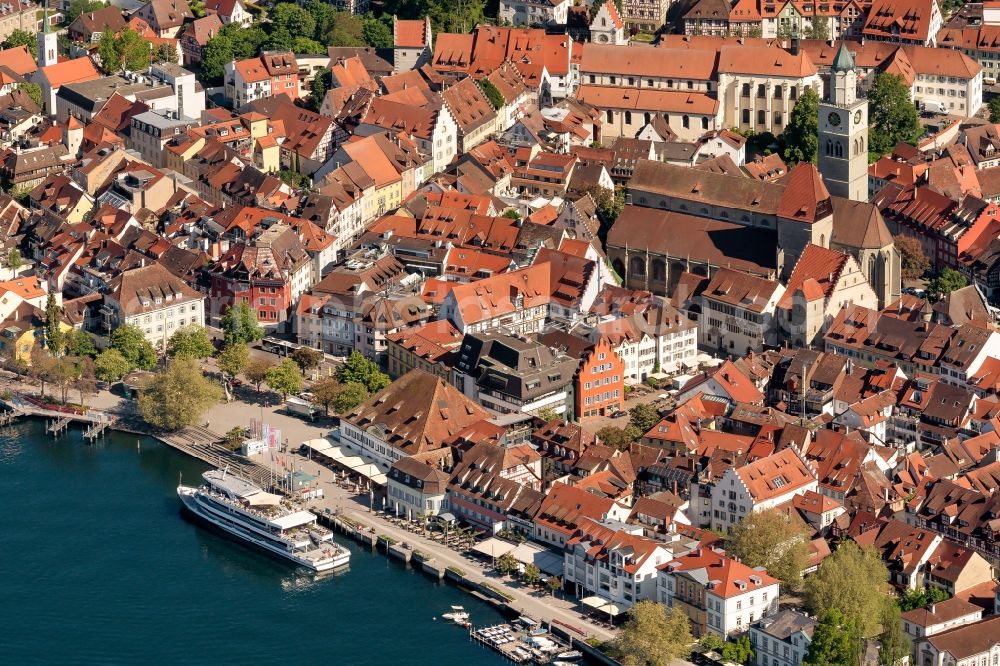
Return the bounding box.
[778,244,851,308]
[735,447,816,502]
[39,57,101,89]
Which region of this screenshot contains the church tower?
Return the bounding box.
[818,42,869,202]
[38,3,57,68]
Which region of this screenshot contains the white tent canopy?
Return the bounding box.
[472,537,517,559]
[303,438,333,454]
[582,596,608,611]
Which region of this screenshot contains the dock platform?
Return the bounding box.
[46,417,72,436]
[470,621,571,664]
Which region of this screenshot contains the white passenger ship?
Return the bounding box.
[177,469,350,571]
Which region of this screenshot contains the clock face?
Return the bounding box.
[854,109,863,125]
[828,112,842,127]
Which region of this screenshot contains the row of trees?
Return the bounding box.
[782,73,921,165]
[201,2,393,83]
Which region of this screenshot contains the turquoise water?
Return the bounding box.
[0,420,508,665]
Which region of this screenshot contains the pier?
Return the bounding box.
[158,426,273,487]
[0,409,23,426]
[47,417,72,436]
[83,419,113,441]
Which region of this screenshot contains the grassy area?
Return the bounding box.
[378,534,398,545]
[446,565,466,576]
[631,32,656,43]
[412,550,430,560]
[479,582,514,602]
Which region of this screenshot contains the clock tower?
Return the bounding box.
[818,42,869,202]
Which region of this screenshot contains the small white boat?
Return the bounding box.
[556,651,583,660]
[441,605,470,624]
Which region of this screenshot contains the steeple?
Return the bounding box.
[831,41,855,73]
[38,0,58,68]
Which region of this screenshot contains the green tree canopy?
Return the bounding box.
[269,3,317,39]
[868,73,922,159]
[927,267,967,301]
[332,381,369,414]
[722,636,755,665]
[325,11,365,46]
[878,601,910,666]
[7,247,23,271]
[895,235,930,281]
[337,351,390,393]
[728,509,810,590]
[199,34,234,83]
[217,343,250,379]
[220,301,265,346]
[782,86,820,164]
[990,96,1000,123]
[595,425,642,450]
[362,16,393,48]
[898,586,949,612]
[65,329,97,359]
[137,357,222,431]
[803,609,862,666]
[30,345,58,398]
[478,79,505,110]
[496,551,518,576]
[98,27,151,73]
[629,403,660,433]
[94,348,131,384]
[166,325,215,359]
[291,346,323,373]
[614,601,693,666]
[45,294,65,356]
[308,67,330,112]
[804,541,889,637]
[109,323,157,371]
[154,43,178,64]
[65,0,107,25]
[522,562,541,586]
[265,358,303,399]
[1,29,34,51]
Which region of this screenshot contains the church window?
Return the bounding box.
[790,86,798,99]
[702,117,709,130]
[757,110,765,124]
[606,109,613,123]
[630,256,646,277]
[683,115,690,128]
[625,111,632,124]
[757,84,766,98]
[742,109,750,124]
[742,83,751,97]
[834,141,843,157]
[774,113,782,125]
[773,85,782,98]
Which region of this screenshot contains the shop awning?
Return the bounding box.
[510,542,564,576]
[581,596,608,611]
[303,438,333,454]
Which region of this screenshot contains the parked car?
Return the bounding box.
[610,410,627,418]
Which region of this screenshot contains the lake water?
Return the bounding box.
[0,420,508,665]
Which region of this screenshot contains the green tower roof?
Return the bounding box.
[832,41,855,73]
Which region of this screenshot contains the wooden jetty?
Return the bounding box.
[47,417,72,436]
[158,426,272,487]
[83,418,113,441]
[0,409,23,426]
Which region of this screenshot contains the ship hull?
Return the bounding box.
[178,487,349,571]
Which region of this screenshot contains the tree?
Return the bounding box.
[30,346,58,399]
[15,82,41,108]
[269,3,317,39]
[1,29,34,51]
[878,601,910,666]
[324,11,366,46]
[73,356,97,408]
[307,0,338,39]
[291,346,323,373]
[278,169,310,188]
[478,78,505,110]
[783,86,820,164]
[805,541,889,637]
[94,348,131,384]
[898,586,949,612]
[596,425,642,450]
[245,357,274,394]
[522,563,541,586]
[362,16,393,48]
[728,509,810,590]
[98,27,151,73]
[803,609,862,666]
[699,634,725,654]
[6,247,23,272]
[629,403,660,433]
[137,357,222,431]
[64,329,97,359]
[189,0,206,17]
[220,301,264,346]
[308,67,329,112]
[65,0,107,25]
[265,358,303,399]
[722,636,755,665]
[44,294,65,357]
[166,325,215,360]
[153,43,178,64]
[536,406,559,422]
[52,355,79,404]
[615,601,693,666]
[200,34,235,83]
[332,382,369,414]
[989,96,1000,123]
[895,235,930,281]
[804,17,829,41]
[217,343,250,380]
[496,551,518,576]
[545,575,561,596]
[868,73,922,159]
[223,425,245,450]
[927,268,967,301]
[425,0,487,33]
[109,324,157,371]
[337,351,390,393]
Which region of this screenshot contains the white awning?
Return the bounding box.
[581,596,608,611]
[368,473,387,486]
[269,510,318,530]
[339,455,367,469]
[303,438,332,454]
[472,537,517,559]
[604,602,626,616]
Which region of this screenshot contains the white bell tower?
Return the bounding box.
[38,2,57,68]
